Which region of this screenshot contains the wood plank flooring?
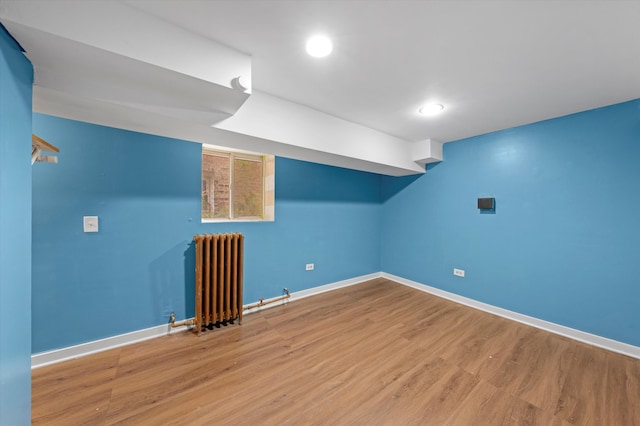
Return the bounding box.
[32,278,640,425]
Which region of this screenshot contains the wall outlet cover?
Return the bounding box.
[83,216,99,233]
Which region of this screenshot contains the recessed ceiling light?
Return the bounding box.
[306,35,333,58]
[419,103,445,116]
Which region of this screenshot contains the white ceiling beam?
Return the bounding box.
[214,91,425,175]
[0,0,251,88]
[412,139,443,166]
[33,87,424,176]
[2,0,428,176]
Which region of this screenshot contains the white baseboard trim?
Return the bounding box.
[36,271,636,368]
[243,272,382,315]
[31,323,188,369]
[383,272,640,360]
[290,272,383,301]
[31,272,382,369]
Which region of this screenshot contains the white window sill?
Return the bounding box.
[201,218,275,224]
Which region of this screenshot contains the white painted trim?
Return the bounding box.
[242,272,382,315]
[31,272,382,369]
[382,272,640,360]
[290,272,383,301]
[201,218,272,224]
[31,323,190,369]
[36,271,637,369]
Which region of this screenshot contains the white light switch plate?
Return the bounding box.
[83,216,99,233]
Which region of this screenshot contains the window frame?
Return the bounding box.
[201,144,274,223]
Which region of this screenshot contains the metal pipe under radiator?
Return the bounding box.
[171,288,290,329]
[243,288,291,311]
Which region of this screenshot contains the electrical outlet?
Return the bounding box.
[305,263,314,271]
[453,268,465,277]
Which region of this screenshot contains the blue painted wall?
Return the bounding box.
[30,94,640,352]
[31,114,381,353]
[381,99,640,347]
[0,25,33,425]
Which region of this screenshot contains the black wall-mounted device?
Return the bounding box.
[477,197,495,210]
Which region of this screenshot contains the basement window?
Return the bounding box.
[202,145,275,222]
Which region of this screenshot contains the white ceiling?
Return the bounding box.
[126,0,640,142]
[3,0,640,175]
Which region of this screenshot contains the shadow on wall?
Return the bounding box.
[184,242,195,318]
[149,240,195,323]
[380,162,441,203]
[276,157,382,203]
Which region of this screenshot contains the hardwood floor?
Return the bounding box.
[32,278,640,425]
